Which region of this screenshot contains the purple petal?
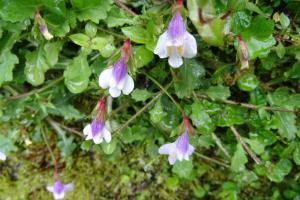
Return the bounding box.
[167,11,186,40]
[112,58,127,83]
[176,129,189,155]
[91,119,104,137]
[53,180,64,195]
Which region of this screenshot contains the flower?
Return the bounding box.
[83,119,111,144]
[158,129,195,165]
[83,97,111,144]
[35,10,53,40]
[154,11,197,68]
[98,39,134,98]
[0,151,6,161]
[39,24,54,40]
[47,179,73,200]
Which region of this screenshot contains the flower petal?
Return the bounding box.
[168,155,177,165]
[183,32,197,58]
[103,128,111,143]
[154,31,169,58]
[46,186,54,192]
[0,151,6,161]
[93,133,103,144]
[109,87,121,98]
[64,183,74,192]
[83,124,91,136]
[158,143,176,155]
[122,74,134,95]
[99,68,113,89]
[184,144,195,160]
[168,54,183,68]
[53,191,65,200]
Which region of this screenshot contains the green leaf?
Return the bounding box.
[203,85,231,101]
[279,13,290,28]
[0,50,18,86]
[71,0,113,23]
[243,35,276,60]
[24,48,50,86]
[85,22,97,37]
[44,41,63,66]
[57,136,76,158]
[231,11,252,34]
[106,6,135,28]
[69,33,90,48]
[101,139,117,155]
[267,159,292,182]
[122,26,151,44]
[215,106,248,126]
[269,112,297,140]
[119,126,147,144]
[166,177,179,189]
[174,59,205,98]
[275,42,286,59]
[63,54,91,93]
[190,102,214,133]
[172,160,193,178]
[149,98,166,124]
[55,104,84,120]
[131,89,154,102]
[0,0,38,22]
[0,135,17,154]
[245,138,265,155]
[237,74,259,92]
[231,143,248,172]
[293,145,300,165]
[133,45,154,68]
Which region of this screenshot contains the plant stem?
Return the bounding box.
[230,126,261,165]
[194,152,230,168]
[193,92,296,113]
[9,77,64,100]
[145,74,185,114]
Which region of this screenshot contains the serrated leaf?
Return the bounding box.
[231,143,247,172]
[101,139,117,155]
[69,33,90,47]
[57,136,76,158]
[0,50,18,86]
[190,102,214,133]
[174,59,205,98]
[24,48,50,86]
[131,89,154,102]
[63,54,91,93]
[106,6,135,28]
[133,45,154,68]
[71,0,113,23]
[203,85,231,100]
[122,26,151,44]
[172,160,193,178]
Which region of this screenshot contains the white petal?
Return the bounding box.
[83,124,91,136]
[183,32,197,58]
[99,68,113,89]
[109,87,121,98]
[116,77,126,90]
[176,149,184,161]
[103,128,111,143]
[168,156,177,165]
[93,133,103,144]
[53,191,65,200]
[154,31,169,58]
[64,183,74,192]
[168,54,183,68]
[46,186,54,192]
[0,151,6,161]
[122,74,134,95]
[158,143,176,155]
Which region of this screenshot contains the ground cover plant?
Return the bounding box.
[1,0,300,199]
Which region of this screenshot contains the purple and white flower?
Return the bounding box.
[47,179,73,200]
[154,11,197,68]
[83,119,111,144]
[39,24,53,40]
[158,129,195,165]
[98,57,134,98]
[0,151,6,161]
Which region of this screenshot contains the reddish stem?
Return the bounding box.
[177,0,183,6]
[221,10,232,20]
[199,9,207,24]
[98,96,107,113]
[122,39,131,62]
